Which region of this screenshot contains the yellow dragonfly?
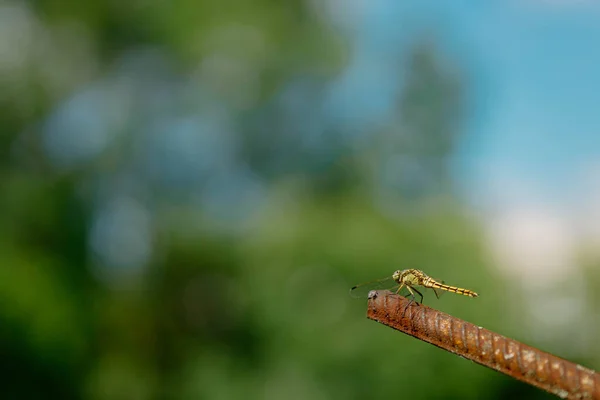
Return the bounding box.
[350,268,478,304]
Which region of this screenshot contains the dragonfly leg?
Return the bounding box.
[406,286,417,303]
[401,302,411,316]
[395,283,405,295]
[411,287,424,304]
[400,286,417,316]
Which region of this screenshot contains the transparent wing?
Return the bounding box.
[349,276,397,299]
[431,280,446,299]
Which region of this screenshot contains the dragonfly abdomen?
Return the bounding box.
[424,278,478,298]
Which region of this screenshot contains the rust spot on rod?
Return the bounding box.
[366,290,600,400]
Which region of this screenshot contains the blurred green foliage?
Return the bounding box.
[0,1,567,399]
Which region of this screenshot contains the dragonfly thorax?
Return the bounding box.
[393,269,424,286]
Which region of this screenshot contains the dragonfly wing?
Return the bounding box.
[431,280,446,299]
[349,276,396,299]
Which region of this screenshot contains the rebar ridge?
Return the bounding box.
[366,290,600,400]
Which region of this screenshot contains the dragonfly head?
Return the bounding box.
[392,269,401,282]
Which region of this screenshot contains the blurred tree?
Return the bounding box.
[400,38,464,162]
[375,38,465,201]
[241,76,361,196]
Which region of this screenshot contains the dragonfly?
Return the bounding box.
[349,268,478,305]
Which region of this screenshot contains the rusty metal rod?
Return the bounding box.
[366,290,600,400]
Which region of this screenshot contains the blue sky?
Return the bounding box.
[454,2,600,207]
[330,0,600,209]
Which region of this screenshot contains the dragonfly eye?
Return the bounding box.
[392,270,401,280]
